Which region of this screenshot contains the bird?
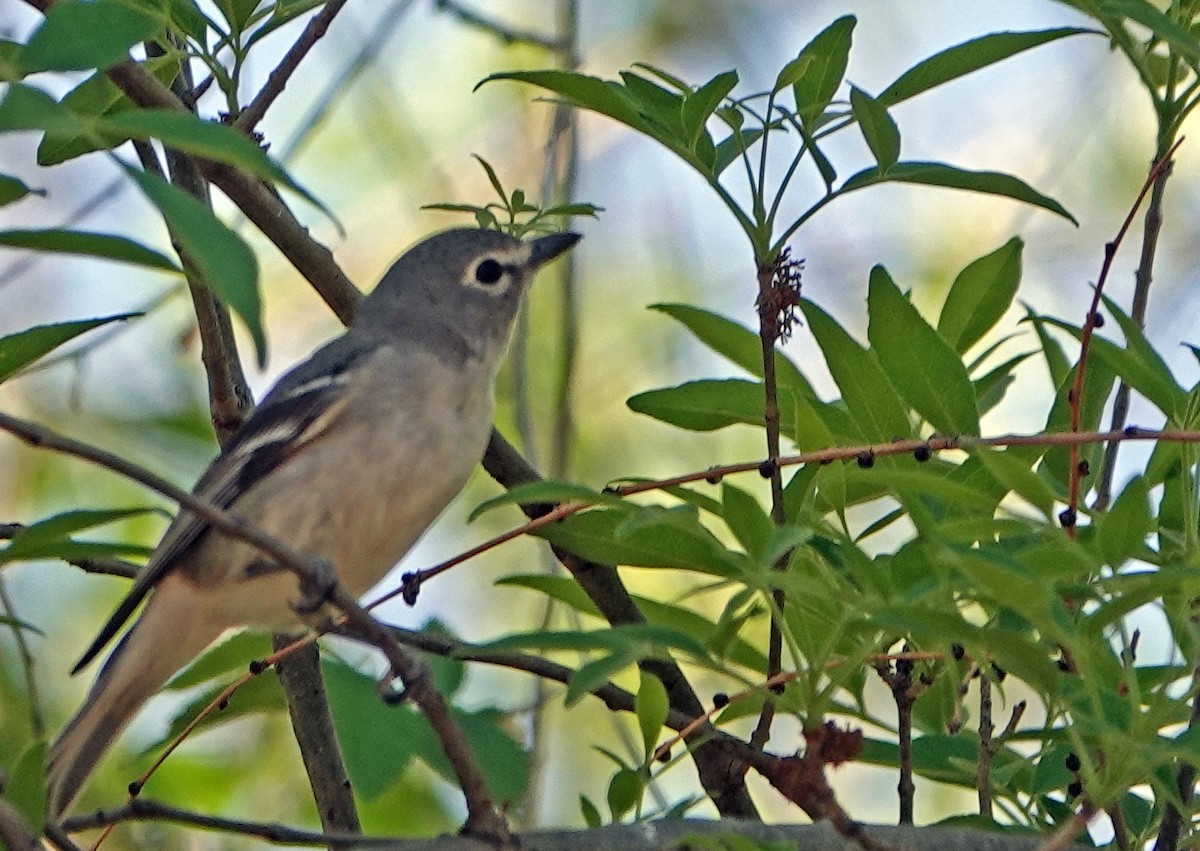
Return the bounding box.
[46,226,581,819]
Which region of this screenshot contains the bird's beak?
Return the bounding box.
[528,232,581,269]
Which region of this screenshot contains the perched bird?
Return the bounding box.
[46,227,580,819]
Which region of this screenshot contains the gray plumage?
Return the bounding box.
[46,227,579,819]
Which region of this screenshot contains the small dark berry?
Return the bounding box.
[218,698,229,711]
[1090,312,1105,328]
[249,659,267,675]
[759,458,777,478]
[713,692,730,708]
[1124,425,1140,437]
[128,780,143,796]
[856,451,875,469]
[951,643,965,661]
[1058,507,1077,528]
[1065,752,1082,772]
[769,681,786,695]
[913,445,932,462]
[657,747,671,763]
[601,484,617,494]
[1067,780,1083,798]
[705,471,722,485]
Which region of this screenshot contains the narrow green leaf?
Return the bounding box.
[721,483,775,561]
[607,765,645,819]
[800,299,911,441]
[1098,475,1152,567]
[536,508,747,577]
[0,174,40,206]
[0,314,141,383]
[495,574,602,618]
[469,481,627,521]
[0,83,92,135]
[973,351,1034,415]
[841,161,1077,224]
[0,229,179,272]
[973,447,1058,518]
[627,379,797,437]
[709,126,765,176]
[867,267,980,436]
[636,672,670,758]
[1021,306,1070,389]
[104,110,323,209]
[480,70,647,132]
[8,742,46,832]
[773,54,813,93]
[1043,317,1184,420]
[650,303,812,395]
[580,795,602,828]
[1100,293,1186,419]
[938,238,1023,353]
[21,0,162,73]
[125,167,265,366]
[681,70,738,143]
[1099,0,1200,62]
[38,57,179,166]
[878,28,1094,106]
[792,16,856,127]
[849,87,900,172]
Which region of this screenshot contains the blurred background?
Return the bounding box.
[2,1,1198,846]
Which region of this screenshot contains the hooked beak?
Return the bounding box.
[528,232,581,269]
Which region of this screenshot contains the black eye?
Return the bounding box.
[475,258,503,285]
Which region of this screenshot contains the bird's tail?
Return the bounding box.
[46,576,222,820]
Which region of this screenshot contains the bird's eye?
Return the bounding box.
[474,258,504,285]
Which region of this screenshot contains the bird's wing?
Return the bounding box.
[72,336,376,673]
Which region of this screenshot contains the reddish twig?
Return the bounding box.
[1064,138,1185,536]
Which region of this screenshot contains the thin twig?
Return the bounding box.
[234,0,350,133]
[1065,138,1184,534]
[434,0,567,50]
[0,576,44,739]
[977,673,994,820]
[0,410,510,844]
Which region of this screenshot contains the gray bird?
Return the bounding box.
[47,227,580,819]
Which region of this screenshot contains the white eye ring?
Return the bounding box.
[464,255,515,293]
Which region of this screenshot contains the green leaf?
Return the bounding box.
[1099,0,1200,63]
[849,87,900,172]
[773,54,813,93]
[0,173,41,206]
[165,631,274,690]
[973,447,1059,519]
[635,672,670,758]
[713,127,765,177]
[650,303,813,395]
[0,229,179,272]
[1043,316,1184,420]
[536,507,748,577]
[495,574,602,618]
[0,314,141,383]
[1022,306,1070,389]
[1100,293,1186,420]
[580,794,602,828]
[480,70,647,135]
[792,16,856,128]
[938,238,1023,354]
[8,741,46,832]
[125,167,265,366]
[878,28,1094,106]
[842,161,1077,224]
[103,110,323,209]
[681,70,738,143]
[468,481,626,521]
[607,766,644,819]
[0,83,92,135]
[722,483,775,561]
[38,57,179,166]
[1098,475,1152,567]
[800,299,911,441]
[0,506,156,565]
[627,379,797,437]
[21,0,162,73]
[867,266,980,436]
